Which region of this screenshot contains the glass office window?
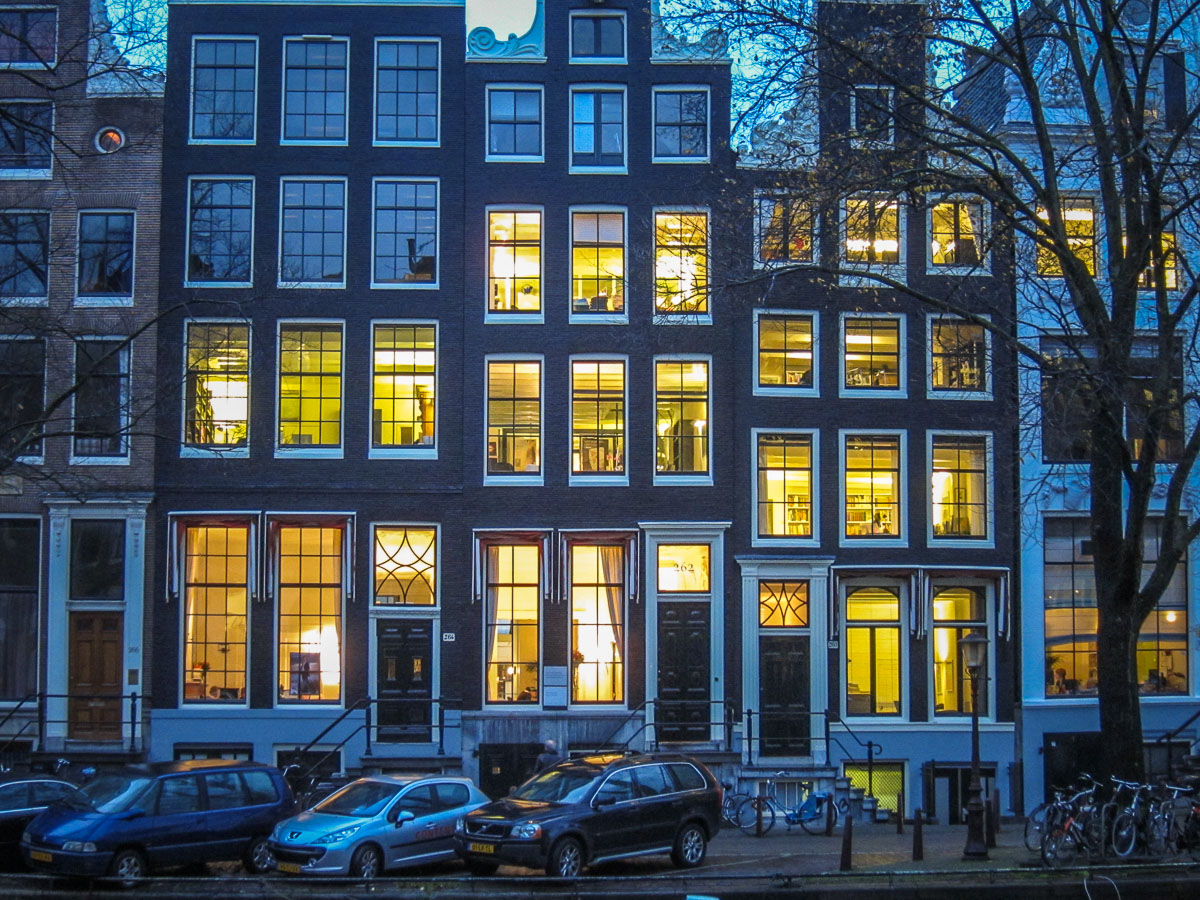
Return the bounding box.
[654,212,707,314]
[277,525,343,702]
[187,179,253,283]
[372,324,435,448]
[278,324,342,448]
[571,360,624,475]
[757,433,813,539]
[487,360,541,475]
[375,39,438,142]
[844,317,900,389]
[571,544,624,703]
[488,211,540,313]
[845,587,901,716]
[373,180,437,285]
[184,322,249,448]
[931,435,988,540]
[485,544,540,703]
[655,360,708,475]
[844,434,900,538]
[845,195,899,264]
[571,211,624,314]
[282,38,347,142]
[182,525,249,702]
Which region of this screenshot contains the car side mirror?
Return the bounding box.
[592,795,616,809]
[394,810,415,828]
[121,808,146,820]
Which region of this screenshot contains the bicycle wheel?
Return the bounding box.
[799,798,827,835]
[1023,801,1049,852]
[737,796,776,836]
[1146,809,1173,857]
[1111,810,1138,857]
[1041,827,1076,867]
[723,792,750,827]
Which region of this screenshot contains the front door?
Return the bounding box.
[68,611,123,740]
[377,620,432,742]
[760,635,811,755]
[657,603,709,741]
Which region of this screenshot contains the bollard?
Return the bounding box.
[756,797,764,838]
[992,788,1002,833]
[825,796,835,836]
[985,797,997,848]
[912,808,924,861]
[839,815,853,871]
[895,791,903,835]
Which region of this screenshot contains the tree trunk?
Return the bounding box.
[1096,608,1144,780]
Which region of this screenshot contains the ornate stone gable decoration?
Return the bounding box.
[467,0,544,61]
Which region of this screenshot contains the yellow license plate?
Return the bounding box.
[278,862,301,873]
[468,842,495,854]
[31,850,52,863]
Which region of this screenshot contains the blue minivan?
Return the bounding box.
[21,760,294,885]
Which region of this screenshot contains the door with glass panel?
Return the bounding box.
[377,619,432,742]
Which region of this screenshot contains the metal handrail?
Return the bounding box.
[740,708,884,798]
[0,692,150,755]
[1154,706,1200,781]
[0,693,38,733]
[584,698,738,753]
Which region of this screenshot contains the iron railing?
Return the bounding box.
[741,708,884,795]
[0,691,150,758]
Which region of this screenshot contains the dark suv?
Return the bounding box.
[455,753,721,877]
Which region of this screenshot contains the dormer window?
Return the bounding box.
[570,12,625,63]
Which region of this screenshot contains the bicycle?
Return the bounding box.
[1110,778,1151,858]
[1040,776,1104,866]
[721,782,751,827]
[1146,783,1192,857]
[736,772,830,836]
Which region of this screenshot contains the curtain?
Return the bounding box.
[0,589,37,699]
[599,545,624,663]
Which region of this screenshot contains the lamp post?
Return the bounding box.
[959,631,988,860]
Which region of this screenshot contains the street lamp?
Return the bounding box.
[959,631,988,860]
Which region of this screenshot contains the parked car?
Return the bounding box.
[455,752,722,877]
[269,774,489,878]
[0,775,85,870]
[20,760,294,885]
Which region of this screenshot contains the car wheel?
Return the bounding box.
[546,836,584,878]
[243,835,274,874]
[671,822,707,868]
[350,843,383,879]
[467,860,500,876]
[108,848,147,889]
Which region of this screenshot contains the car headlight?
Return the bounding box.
[21,831,31,844]
[455,817,465,833]
[61,841,98,853]
[315,825,361,844]
[511,822,542,840]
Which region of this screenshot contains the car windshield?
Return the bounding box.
[511,766,598,804]
[78,774,155,813]
[313,781,401,818]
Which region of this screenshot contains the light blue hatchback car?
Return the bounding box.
[269,775,488,878]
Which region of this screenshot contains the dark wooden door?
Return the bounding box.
[760,635,811,755]
[377,619,432,742]
[68,612,123,739]
[656,603,709,741]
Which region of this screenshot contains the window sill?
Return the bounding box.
[181,446,249,459]
[652,155,710,165]
[568,165,627,176]
[753,385,819,399]
[926,264,992,277]
[74,295,133,308]
[929,389,992,402]
[484,474,545,487]
[838,267,905,288]
[752,536,821,549]
[279,139,349,147]
[188,137,256,146]
[276,281,346,290]
[0,295,48,307]
[653,474,713,487]
[928,536,995,550]
[274,447,344,460]
[838,535,908,549]
[184,280,254,290]
[569,312,627,326]
[70,455,131,466]
[0,169,51,179]
[569,57,627,65]
[486,311,544,325]
[753,258,816,270]
[372,139,441,148]
[569,474,629,488]
[485,154,545,164]
[370,280,439,291]
[654,311,711,326]
[839,387,908,400]
[369,447,437,460]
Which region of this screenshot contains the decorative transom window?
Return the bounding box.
[759,581,809,628]
[845,586,901,716]
[372,324,436,450]
[374,526,436,605]
[657,544,710,593]
[184,322,249,449]
[757,433,813,539]
[282,38,347,142]
[191,39,256,141]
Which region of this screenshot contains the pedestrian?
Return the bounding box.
[535,738,563,772]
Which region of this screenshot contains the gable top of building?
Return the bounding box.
[89,0,164,97]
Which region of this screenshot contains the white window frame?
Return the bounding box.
[568,10,627,64]
[273,318,345,460]
[1033,194,1100,280]
[651,85,711,164]
[753,309,820,398]
[0,207,49,306]
[483,354,545,487]
[568,204,628,326]
[927,430,995,549]
[850,83,894,148]
[484,83,544,163]
[839,193,906,286]
[484,204,545,325]
[926,314,992,401]
[926,578,994,722]
[370,176,440,290]
[279,36,349,147]
[839,428,908,549]
[568,84,627,175]
[184,175,255,289]
[926,193,991,276]
[565,534,631,710]
[751,427,821,549]
[188,35,259,146]
[0,99,52,179]
[652,354,713,488]
[74,208,135,307]
[568,354,629,488]
[653,205,712,325]
[0,6,58,70]
[753,190,817,270]
[0,334,46,463]
[373,36,441,148]
[69,335,131,466]
[368,318,438,461]
[840,576,908,721]
[276,176,347,290]
[477,530,550,709]
[179,318,252,459]
[839,311,907,399]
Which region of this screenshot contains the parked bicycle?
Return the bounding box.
[722,781,751,828]
[1040,775,1104,866]
[736,771,830,836]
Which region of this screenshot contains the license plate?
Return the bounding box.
[31,850,52,863]
[468,842,495,854]
[278,861,301,873]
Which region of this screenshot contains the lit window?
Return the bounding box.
[655,360,709,475]
[77,212,134,297]
[487,87,541,158]
[571,211,624,314]
[278,324,342,449]
[850,85,893,145]
[758,314,814,388]
[0,519,38,699]
[279,179,344,286]
[282,38,347,142]
[571,88,624,168]
[654,212,708,314]
[1128,222,1178,291]
[375,39,438,143]
[487,211,541,313]
[657,544,710,593]
[373,179,437,285]
[0,212,48,300]
[1037,199,1096,276]
[845,586,901,716]
[755,194,813,265]
[184,322,249,449]
[372,324,435,449]
[571,544,625,703]
[844,434,900,538]
[571,14,624,61]
[0,337,44,459]
[373,526,436,605]
[571,360,624,475]
[485,543,540,703]
[932,587,987,715]
[757,433,813,539]
[930,199,984,267]
[190,38,256,141]
[930,435,989,540]
[487,360,541,475]
[843,317,900,390]
[0,101,51,173]
[73,339,129,458]
[654,89,708,160]
[277,524,343,702]
[70,520,125,600]
[0,8,56,65]
[930,318,986,392]
[759,580,809,628]
[187,178,253,284]
[844,195,899,264]
[182,524,249,703]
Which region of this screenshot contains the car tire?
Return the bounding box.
[108,848,147,889]
[671,821,707,868]
[243,835,274,874]
[350,843,383,879]
[467,860,500,876]
[546,836,584,878]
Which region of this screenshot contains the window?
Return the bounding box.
[844,434,901,539]
[654,212,708,315]
[373,526,435,605]
[279,179,345,286]
[487,210,540,314]
[372,323,435,450]
[205,772,249,809]
[756,432,814,539]
[0,211,47,300]
[0,337,43,459]
[930,318,987,393]
[277,524,344,702]
[845,586,901,716]
[760,580,809,628]
[282,37,347,142]
[1037,199,1096,276]
[485,543,540,703]
[1044,518,1187,697]
[932,587,987,716]
[0,519,38,699]
[190,38,256,142]
[0,102,51,174]
[570,13,624,61]
[850,85,893,145]
[1129,215,1178,291]
[757,314,814,390]
[156,777,202,816]
[70,520,124,601]
[755,194,813,265]
[843,316,901,390]
[657,544,710,593]
[653,88,708,161]
[375,39,439,144]
[655,360,709,476]
[930,435,989,540]
[184,322,249,450]
[571,210,624,315]
[571,543,625,703]
[373,179,437,287]
[73,339,128,458]
[77,212,133,298]
[571,360,624,477]
[182,524,249,703]
[278,324,342,449]
[844,195,900,265]
[930,198,985,268]
[0,8,56,65]
[486,86,541,159]
[486,359,541,476]
[187,178,253,284]
[571,88,624,169]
